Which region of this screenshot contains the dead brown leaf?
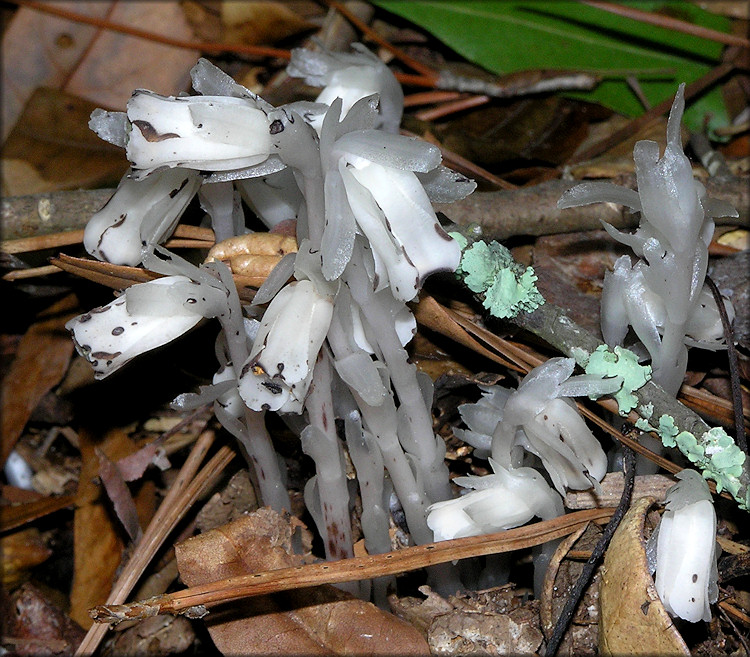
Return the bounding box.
[174,508,430,656]
[69,426,140,629]
[0,493,77,533]
[221,1,316,46]
[0,527,52,589]
[391,585,543,656]
[195,468,258,533]
[598,496,689,656]
[2,1,198,142]
[101,615,195,657]
[2,582,86,656]
[1,294,77,466]
[2,87,128,196]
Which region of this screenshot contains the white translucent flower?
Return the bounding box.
[238,280,333,413]
[427,458,563,541]
[329,128,464,300]
[558,84,737,395]
[602,255,732,354]
[125,91,273,175]
[84,168,202,266]
[65,276,209,379]
[492,358,616,494]
[654,469,718,622]
[287,43,403,133]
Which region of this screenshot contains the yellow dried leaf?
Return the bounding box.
[221,1,315,45]
[207,232,298,260]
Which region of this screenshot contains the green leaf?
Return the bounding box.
[373,0,731,134]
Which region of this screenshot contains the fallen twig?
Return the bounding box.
[89,507,614,624]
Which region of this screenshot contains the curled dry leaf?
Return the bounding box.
[174,508,430,656]
[598,496,689,656]
[101,615,195,657]
[206,233,298,283]
[0,527,52,589]
[2,582,86,656]
[220,1,317,46]
[1,294,77,466]
[195,469,258,534]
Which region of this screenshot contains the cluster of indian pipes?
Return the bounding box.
[67,48,729,621]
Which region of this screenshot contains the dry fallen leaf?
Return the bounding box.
[221,1,316,46]
[0,527,52,589]
[69,426,140,629]
[2,87,128,196]
[195,468,258,533]
[174,508,430,656]
[2,582,86,656]
[2,1,198,142]
[390,584,543,656]
[598,496,689,656]
[101,615,195,657]
[1,294,77,466]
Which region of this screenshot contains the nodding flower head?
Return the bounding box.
[65,275,211,379]
[490,358,615,494]
[84,168,202,266]
[321,122,466,299]
[653,469,718,623]
[238,280,334,413]
[426,458,563,541]
[287,43,404,133]
[125,91,273,176]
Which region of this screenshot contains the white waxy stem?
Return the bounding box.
[126,91,272,175]
[237,280,333,413]
[557,85,738,396]
[65,276,204,379]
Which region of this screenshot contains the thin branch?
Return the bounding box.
[567,61,734,164]
[322,0,438,79]
[582,0,750,50]
[11,0,293,60]
[706,275,747,456]
[545,446,636,656]
[74,431,234,656]
[89,507,614,624]
[415,94,490,121]
[1,225,214,255]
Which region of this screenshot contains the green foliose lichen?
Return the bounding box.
[449,231,469,252]
[455,239,544,318]
[584,345,651,414]
[639,403,654,420]
[657,414,679,448]
[675,431,705,464]
[635,417,654,432]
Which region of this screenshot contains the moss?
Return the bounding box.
[584,345,651,414]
